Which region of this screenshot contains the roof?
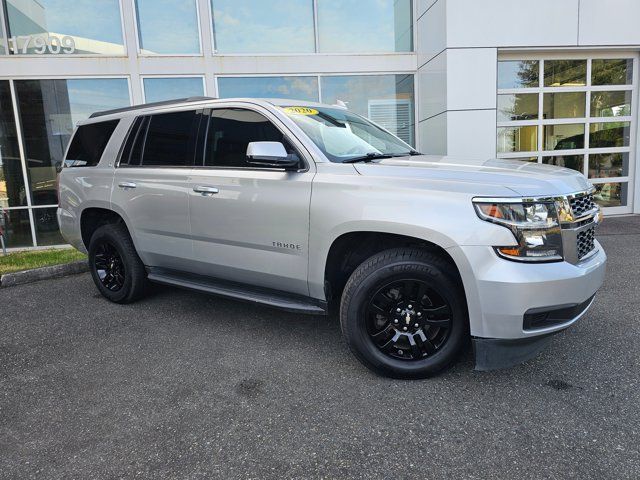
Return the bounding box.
[85,97,346,123]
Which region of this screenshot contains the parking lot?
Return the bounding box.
[1,216,639,479]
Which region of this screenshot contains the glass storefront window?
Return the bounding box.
[497,94,538,122]
[594,182,627,207]
[542,155,584,172]
[497,126,537,153]
[590,91,632,117]
[544,60,587,87]
[0,81,27,209]
[320,74,415,145]
[143,77,205,103]
[592,59,633,86]
[0,208,33,248]
[317,0,412,53]
[497,61,539,89]
[211,0,315,53]
[589,153,628,179]
[136,0,201,54]
[14,79,130,207]
[217,76,319,101]
[589,122,630,148]
[5,0,125,55]
[497,57,635,211]
[544,124,584,150]
[33,207,64,245]
[542,92,586,119]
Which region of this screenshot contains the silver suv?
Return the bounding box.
[58,97,606,378]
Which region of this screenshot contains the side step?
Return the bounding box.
[147,268,327,315]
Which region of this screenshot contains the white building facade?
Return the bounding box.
[0,0,637,249]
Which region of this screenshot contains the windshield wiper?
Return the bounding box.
[342,153,397,164]
[342,151,422,163]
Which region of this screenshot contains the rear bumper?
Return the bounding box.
[447,241,606,340]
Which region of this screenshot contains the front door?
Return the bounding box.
[188,107,314,296]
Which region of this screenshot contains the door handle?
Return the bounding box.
[193,186,219,196]
[118,181,137,189]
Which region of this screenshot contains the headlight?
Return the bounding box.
[473,200,563,262]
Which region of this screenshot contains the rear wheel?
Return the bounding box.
[340,248,468,379]
[88,223,148,303]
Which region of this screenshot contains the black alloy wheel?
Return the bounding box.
[93,241,126,292]
[88,223,148,303]
[340,248,467,378]
[366,279,452,361]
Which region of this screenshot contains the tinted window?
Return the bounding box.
[204,109,300,168]
[65,120,119,167]
[142,110,199,167]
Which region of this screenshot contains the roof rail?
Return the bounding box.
[89,96,217,119]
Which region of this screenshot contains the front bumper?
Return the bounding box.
[448,241,606,340]
[447,241,606,369]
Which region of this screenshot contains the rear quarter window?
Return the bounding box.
[65,120,120,167]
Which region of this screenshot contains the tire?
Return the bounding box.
[340,248,468,379]
[88,223,148,304]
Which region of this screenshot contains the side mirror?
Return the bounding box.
[246,141,299,169]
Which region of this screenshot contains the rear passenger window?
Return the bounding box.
[204,108,300,168]
[141,110,199,167]
[65,120,119,167]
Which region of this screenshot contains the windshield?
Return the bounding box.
[279,105,414,163]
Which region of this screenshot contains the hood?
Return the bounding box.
[353,155,592,197]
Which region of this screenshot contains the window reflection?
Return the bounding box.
[589,122,630,148]
[0,208,33,248]
[542,155,583,173]
[143,77,204,103]
[497,94,538,121]
[544,124,584,150]
[14,79,130,206]
[6,0,125,55]
[317,0,412,53]
[544,60,586,87]
[497,126,537,153]
[320,75,415,145]
[590,91,632,117]
[589,153,628,179]
[594,182,627,207]
[211,0,315,53]
[543,92,585,119]
[33,207,64,245]
[136,0,200,54]
[592,59,633,86]
[217,76,319,101]
[0,81,26,209]
[497,61,539,89]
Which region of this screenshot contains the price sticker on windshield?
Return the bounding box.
[283,106,318,115]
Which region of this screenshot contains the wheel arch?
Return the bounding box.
[80,207,129,250]
[321,229,464,310]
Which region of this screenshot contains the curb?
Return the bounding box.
[0,260,89,288]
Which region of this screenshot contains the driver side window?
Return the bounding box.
[203,108,301,168]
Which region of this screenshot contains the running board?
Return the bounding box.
[147,268,327,315]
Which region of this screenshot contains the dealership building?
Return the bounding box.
[0,0,638,249]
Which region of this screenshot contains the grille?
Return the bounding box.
[577,226,596,260]
[570,193,596,218]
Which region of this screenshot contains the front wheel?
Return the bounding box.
[340,248,468,379]
[88,223,148,304]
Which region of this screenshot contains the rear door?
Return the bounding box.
[187,106,314,296]
[111,109,204,270]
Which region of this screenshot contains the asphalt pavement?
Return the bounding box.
[1,216,639,479]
